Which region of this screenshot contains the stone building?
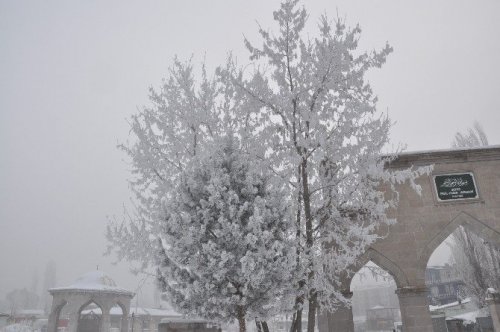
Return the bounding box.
[47,271,134,332]
[425,265,463,305]
[318,146,500,332]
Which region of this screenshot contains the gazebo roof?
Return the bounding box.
[49,271,134,297]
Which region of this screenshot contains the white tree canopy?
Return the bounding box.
[107,1,431,331]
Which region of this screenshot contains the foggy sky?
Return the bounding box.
[1,0,499,304]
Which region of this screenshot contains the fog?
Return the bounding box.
[1,0,499,307]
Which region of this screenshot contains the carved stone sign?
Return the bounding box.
[434,172,478,201]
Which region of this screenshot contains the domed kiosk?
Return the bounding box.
[47,271,134,332]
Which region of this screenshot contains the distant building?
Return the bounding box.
[352,284,400,322]
[0,312,9,328]
[365,305,401,332]
[425,265,464,305]
[158,318,221,332]
[11,309,45,324]
[46,271,219,332]
[429,298,492,332]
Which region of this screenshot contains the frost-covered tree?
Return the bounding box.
[108,1,430,331]
[5,289,39,314]
[156,135,293,331]
[220,1,428,330]
[451,227,500,307]
[451,121,489,148]
[450,122,500,306]
[107,58,230,271]
[106,58,293,331]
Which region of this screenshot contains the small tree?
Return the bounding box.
[450,122,500,306]
[451,227,500,307]
[6,289,39,315]
[155,135,293,332]
[451,121,489,148]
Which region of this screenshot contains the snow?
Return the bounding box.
[487,288,498,294]
[389,144,500,156]
[81,306,181,318]
[371,305,385,310]
[446,308,489,325]
[49,271,133,295]
[160,317,213,324]
[0,324,34,332]
[429,298,471,311]
[16,310,44,317]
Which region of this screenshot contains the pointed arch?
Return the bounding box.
[419,211,500,268]
[77,299,105,315]
[77,300,104,332]
[111,301,127,332]
[51,299,67,332]
[351,247,409,288]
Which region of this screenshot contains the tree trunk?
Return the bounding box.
[261,321,270,332]
[289,309,303,332]
[236,306,246,332]
[307,292,317,332]
[255,320,263,332]
[301,158,316,332]
[256,320,270,332]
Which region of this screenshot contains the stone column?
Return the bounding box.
[396,286,433,332]
[120,309,129,332]
[47,296,63,332]
[486,288,500,331]
[317,291,354,332]
[47,311,57,332]
[130,313,142,332]
[67,311,80,332]
[149,317,157,332]
[101,305,111,332]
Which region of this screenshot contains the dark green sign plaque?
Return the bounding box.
[434,173,478,201]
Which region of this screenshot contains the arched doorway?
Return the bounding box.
[47,271,134,332]
[422,218,500,331]
[77,301,102,332]
[110,303,125,332]
[351,261,402,331]
[319,146,500,331]
[50,300,68,332]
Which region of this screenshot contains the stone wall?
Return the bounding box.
[319,146,500,332]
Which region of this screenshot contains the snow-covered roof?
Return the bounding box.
[385,145,500,168]
[15,309,44,317]
[160,317,214,324]
[446,308,489,325]
[487,288,498,294]
[81,306,181,318]
[390,144,500,157]
[140,308,180,317]
[49,271,134,296]
[429,298,471,311]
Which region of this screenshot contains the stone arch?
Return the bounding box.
[111,301,128,332]
[319,147,500,332]
[51,299,67,332]
[48,271,134,332]
[418,211,500,270]
[77,299,105,315]
[352,247,409,289]
[77,299,104,332]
